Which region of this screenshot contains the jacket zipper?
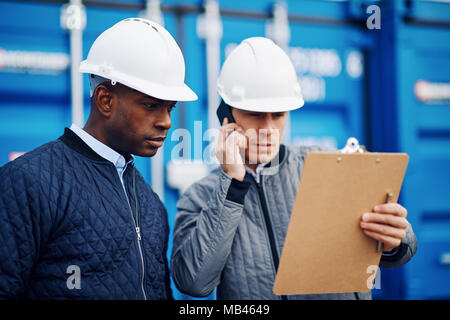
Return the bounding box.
[120,166,147,300]
[257,177,287,300]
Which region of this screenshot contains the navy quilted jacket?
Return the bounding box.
[0,128,172,299]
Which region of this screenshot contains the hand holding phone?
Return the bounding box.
[215,117,246,181]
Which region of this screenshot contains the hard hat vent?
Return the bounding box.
[124,18,159,32]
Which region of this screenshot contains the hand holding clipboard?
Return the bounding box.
[273,138,410,295]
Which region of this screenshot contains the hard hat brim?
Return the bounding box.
[80,61,198,102]
[221,95,304,113]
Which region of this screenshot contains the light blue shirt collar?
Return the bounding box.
[69,124,134,177]
[245,162,269,184]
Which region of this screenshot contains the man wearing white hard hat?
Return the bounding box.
[171,37,417,300]
[0,18,196,299]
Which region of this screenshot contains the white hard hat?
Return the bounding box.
[217,37,303,112]
[80,18,197,102]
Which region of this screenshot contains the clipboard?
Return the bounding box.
[273,139,409,295]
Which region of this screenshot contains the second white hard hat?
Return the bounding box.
[217,37,303,112]
[80,18,197,102]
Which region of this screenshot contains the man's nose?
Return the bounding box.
[154,107,172,130]
[258,128,278,141]
[258,117,280,141]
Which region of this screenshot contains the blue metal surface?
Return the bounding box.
[369,0,450,299]
[0,1,70,165]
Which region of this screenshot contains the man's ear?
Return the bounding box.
[93,84,116,117]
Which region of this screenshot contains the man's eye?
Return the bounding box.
[144,103,157,109]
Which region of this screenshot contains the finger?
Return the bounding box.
[360,221,406,240]
[235,130,247,149]
[220,117,241,131]
[223,125,245,141]
[373,203,408,218]
[225,131,246,152]
[219,123,237,146]
[362,213,409,229]
[219,124,246,160]
[223,131,240,162]
[220,123,242,139]
[362,230,402,249]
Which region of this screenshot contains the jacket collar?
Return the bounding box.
[59,127,110,162]
[245,145,286,183]
[69,124,134,170]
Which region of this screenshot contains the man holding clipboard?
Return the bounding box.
[171,37,417,300]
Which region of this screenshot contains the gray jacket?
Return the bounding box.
[171,145,417,300]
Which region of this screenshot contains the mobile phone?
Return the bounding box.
[216,100,235,125]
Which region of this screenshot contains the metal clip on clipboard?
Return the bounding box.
[340,137,365,154]
[340,137,387,253]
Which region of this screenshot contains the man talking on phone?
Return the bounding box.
[171,37,417,300]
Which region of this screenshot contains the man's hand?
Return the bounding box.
[360,203,409,253]
[215,117,247,181]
